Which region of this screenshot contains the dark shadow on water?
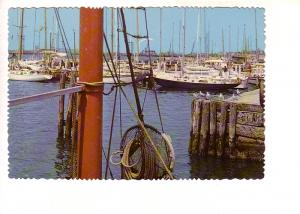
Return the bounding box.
[189,154,264,179]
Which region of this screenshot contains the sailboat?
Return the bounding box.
[9,8,53,82]
[153,8,241,91]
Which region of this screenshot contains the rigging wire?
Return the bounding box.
[103,10,174,179]
[143,9,165,133]
[104,87,118,179]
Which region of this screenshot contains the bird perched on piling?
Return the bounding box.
[219,93,224,100]
[205,92,211,100]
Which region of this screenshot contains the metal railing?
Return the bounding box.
[8,85,84,107]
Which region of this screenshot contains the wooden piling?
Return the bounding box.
[57,72,66,140]
[208,101,217,155]
[189,94,265,161]
[228,103,237,158]
[199,100,210,157]
[77,8,103,179]
[64,95,73,142]
[216,102,227,157]
[189,99,202,154]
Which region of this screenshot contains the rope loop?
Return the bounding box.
[109,151,123,166]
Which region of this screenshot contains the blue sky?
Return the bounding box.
[8,7,265,53]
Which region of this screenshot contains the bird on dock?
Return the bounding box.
[205,92,211,100]
[231,93,238,100]
[199,91,205,97]
[192,92,199,98]
[219,93,224,100]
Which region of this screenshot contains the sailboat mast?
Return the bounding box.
[237,26,239,52]
[243,24,246,55]
[159,8,162,60]
[228,25,231,57]
[33,9,36,56]
[18,8,25,61]
[44,8,47,49]
[182,8,186,60]
[255,9,258,60]
[196,9,200,64]
[171,22,174,58]
[222,27,224,58]
[111,8,114,58]
[178,20,181,55]
[135,9,139,62]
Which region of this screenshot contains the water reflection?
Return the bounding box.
[189,154,264,179]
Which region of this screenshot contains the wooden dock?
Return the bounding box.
[189,89,265,160]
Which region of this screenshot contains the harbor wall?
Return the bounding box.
[189,99,265,160]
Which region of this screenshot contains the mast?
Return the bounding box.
[73,29,76,56]
[78,8,103,179]
[17,8,25,61]
[33,9,37,56]
[237,26,239,52]
[111,8,114,58]
[120,8,144,122]
[255,9,258,60]
[171,22,174,58]
[178,20,181,55]
[228,25,231,57]
[44,8,47,49]
[222,27,224,58]
[136,9,139,62]
[182,8,186,62]
[52,14,55,50]
[159,8,162,60]
[243,24,246,55]
[196,9,200,64]
[203,8,206,57]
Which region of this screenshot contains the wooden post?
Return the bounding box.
[199,100,210,157]
[64,96,73,142]
[57,72,65,140]
[77,8,103,179]
[208,101,217,156]
[217,102,227,157]
[189,99,202,154]
[228,103,237,158]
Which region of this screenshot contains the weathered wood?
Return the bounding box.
[236,124,265,140]
[228,103,237,157]
[216,101,263,113]
[189,99,202,154]
[208,101,217,155]
[216,102,227,157]
[237,142,265,152]
[237,103,264,113]
[57,73,66,140]
[65,94,73,142]
[236,111,264,127]
[199,100,210,157]
[237,136,264,145]
[259,78,265,108]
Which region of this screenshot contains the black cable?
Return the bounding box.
[144,9,165,133]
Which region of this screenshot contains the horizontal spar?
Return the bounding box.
[8,86,84,107]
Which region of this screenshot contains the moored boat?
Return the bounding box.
[9,69,53,82]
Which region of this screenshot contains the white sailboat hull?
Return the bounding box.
[9,73,53,82]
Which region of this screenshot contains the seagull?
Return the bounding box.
[219,93,224,100]
[205,92,211,100]
[236,89,240,95]
[192,92,199,98]
[231,93,236,100]
[199,91,205,97]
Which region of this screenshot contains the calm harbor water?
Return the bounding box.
[8,81,264,179]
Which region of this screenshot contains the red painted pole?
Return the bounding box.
[77,8,103,179]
